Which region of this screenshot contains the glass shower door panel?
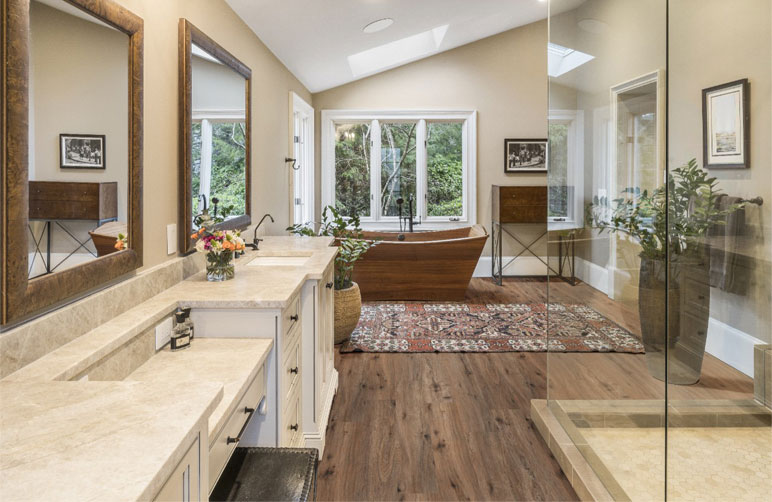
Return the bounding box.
[546,0,667,500]
[667,1,772,500]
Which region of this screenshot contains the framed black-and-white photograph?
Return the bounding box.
[60,134,106,169]
[504,138,547,173]
[702,79,750,169]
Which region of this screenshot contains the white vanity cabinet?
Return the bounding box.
[300,263,338,454]
[190,292,304,448]
[155,430,206,502]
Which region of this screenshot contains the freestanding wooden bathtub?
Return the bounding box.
[352,225,488,301]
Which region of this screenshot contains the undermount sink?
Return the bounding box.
[247,251,313,267]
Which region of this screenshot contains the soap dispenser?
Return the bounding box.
[181,307,194,340]
[171,310,192,351]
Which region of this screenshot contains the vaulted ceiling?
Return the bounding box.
[226,0,583,92]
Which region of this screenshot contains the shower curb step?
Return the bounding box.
[530,399,620,502]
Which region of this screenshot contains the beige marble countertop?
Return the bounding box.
[0,380,222,502]
[127,338,273,443]
[4,236,336,383]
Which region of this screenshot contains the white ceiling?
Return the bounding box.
[226,0,581,93]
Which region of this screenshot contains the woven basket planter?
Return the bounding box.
[334,282,361,344]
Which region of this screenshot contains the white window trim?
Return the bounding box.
[321,109,477,230]
[291,92,315,226]
[548,109,584,231]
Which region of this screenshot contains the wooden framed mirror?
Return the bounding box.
[1,0,143,325]
[179,19,252,254]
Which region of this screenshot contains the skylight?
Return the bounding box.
[348,25,449,77]
[548,42,594,77]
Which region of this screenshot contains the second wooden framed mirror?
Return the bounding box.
[178,19,252,254]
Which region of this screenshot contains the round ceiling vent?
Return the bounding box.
[363,18,394,34]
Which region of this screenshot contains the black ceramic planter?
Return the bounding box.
[638,252,710,385]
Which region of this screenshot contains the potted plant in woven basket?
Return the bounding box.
[586,158,744,384]
[287,206,376,343]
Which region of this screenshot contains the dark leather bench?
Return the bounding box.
[210,447,318,502]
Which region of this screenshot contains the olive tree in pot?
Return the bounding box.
[288,206,376,344]
[587,159,744,384]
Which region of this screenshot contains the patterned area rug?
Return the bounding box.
[340,303,644,354]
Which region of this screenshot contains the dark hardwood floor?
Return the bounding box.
[316,278,754,501]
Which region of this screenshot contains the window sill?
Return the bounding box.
[548,220,583,231]
[360,221,475,232]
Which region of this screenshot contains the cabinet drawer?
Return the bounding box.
[281,333,301,405]
[281,385,302,447]
[498,186,548,206]
[208,367,265,491]
[499,204,547,224]
[282,306,301,357]
[282,293,300,338]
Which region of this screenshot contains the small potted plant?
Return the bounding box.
[586,158,744,383]
[192,199,245,282]
[287,206,376,343]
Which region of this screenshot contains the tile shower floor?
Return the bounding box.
[582,427,772,501]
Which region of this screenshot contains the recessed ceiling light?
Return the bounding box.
[363,18,394,34]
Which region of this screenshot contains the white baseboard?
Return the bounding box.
[574,257,609,295]
[303,368,338,455]
[706,317,764,377]
[474,256,555,277]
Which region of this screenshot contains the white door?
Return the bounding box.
[292,93,315,226]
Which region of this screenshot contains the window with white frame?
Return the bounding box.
[548,110,584,226]
[322,110,476,228]
[191,111,247,221]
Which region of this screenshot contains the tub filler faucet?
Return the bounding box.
[397,195,420,233]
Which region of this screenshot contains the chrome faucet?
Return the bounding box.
[247,213,274,250]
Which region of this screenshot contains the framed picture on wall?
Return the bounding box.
[702,78,750,169]
[60,134,106,169]
[504,138,547,173]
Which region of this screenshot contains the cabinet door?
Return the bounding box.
[155,436,200,502]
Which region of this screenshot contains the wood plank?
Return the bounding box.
[317,278,754,501]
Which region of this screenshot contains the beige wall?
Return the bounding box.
[312,21,549,258]
[30,1,129,222]
[112,0,311,269]
[670,0,771,343]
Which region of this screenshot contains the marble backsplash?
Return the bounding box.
[0,254,204,379]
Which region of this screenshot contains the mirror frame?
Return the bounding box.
[1,0,143,325]
[178,19,252,254]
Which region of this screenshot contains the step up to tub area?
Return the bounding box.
[0,236,338,501]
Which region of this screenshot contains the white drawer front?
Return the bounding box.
[208,367,265,491]
[281,333,301,406]
[281,293,300,340]
[281,385,301,447]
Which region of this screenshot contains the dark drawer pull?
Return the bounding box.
[290,423,299,431]
[290,366,299,375]
[290,314,299,322]
[325,282,333,289]
[226,404,257,445]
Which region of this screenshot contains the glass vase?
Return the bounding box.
[206,253,235,282]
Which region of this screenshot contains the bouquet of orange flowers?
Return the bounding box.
[114,232,128,251]
[191,225,245,282]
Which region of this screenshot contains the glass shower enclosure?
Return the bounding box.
[542,0,771,500]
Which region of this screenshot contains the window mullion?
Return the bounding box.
[416,119,427,220]
[370,119,381,221]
